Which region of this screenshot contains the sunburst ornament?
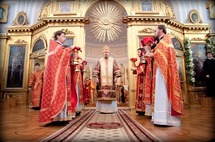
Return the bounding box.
[91,2,122,42]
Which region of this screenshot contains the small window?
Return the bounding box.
[63,38,73,47]
[141,0,152,11]
[60,2,71,13]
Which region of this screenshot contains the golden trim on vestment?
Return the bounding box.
[50,49,66,104]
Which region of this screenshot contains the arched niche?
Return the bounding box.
[30,37,47,77]
[32,39,45,52]
[30,37,47,68]
[31,36,47,55]
[28,37,47,106]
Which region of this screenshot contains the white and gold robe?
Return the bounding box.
[93,56,121,113]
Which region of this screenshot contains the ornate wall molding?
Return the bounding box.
[38,0,79,20]
[12,11,28,26]
[165,4,176,20]
[123,15,168,23]
[0,4,9,23]
[43,17,89,23]
[191,37,205,41]
[6,17,89,34]
[184,24,209,30]
[6,26,32,33]
[61,28,75,35]
[138,27,154,34]
[188,9,202,24]
[31,21,47,31]
[30,49,46,58]
[0,33,9,39]
[167,20,184,28]
[170,31,183,41]
[14,39,28,44]
[206,32,215,37]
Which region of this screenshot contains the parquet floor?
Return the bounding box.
[0,104,214,142]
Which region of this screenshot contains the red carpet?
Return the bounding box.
[42,109,160,142]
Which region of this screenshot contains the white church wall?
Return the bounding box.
[169,0,215,32]
[0,0,47,33]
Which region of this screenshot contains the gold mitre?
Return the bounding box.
[102,45,110,51]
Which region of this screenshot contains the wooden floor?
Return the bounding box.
[0,104,214,142]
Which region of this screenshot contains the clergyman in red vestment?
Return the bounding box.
[132,37,155,116]
[133,47,146,115]
[141,37,154,116]
[39,30,78,125]
[70,59,85,115]
[150,25,183,126]
[28,63,44,109]
[84,77,91,104]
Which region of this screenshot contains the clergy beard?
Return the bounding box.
[104,53,109,59]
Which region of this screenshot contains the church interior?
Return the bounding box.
[0,0,214,141]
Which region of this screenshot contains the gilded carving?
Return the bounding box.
[38,1,51,20]
[165,6,176,20]
[41,8,48,19]
[30,49,46,58]
[0,4,9,23]
[39,34,47,42]
[170,31,183,41]
[14,39,28,44]
[0,33,9,38]
[188,9,202,24]
[61,29,74,35]
[12,11,28,26]
[191,37,205,41]
[138,28,154,33]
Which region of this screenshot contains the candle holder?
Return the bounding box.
[72,46,82,71]
[75,65,80,72]
[82,60,87,72]
[130,58,137,71]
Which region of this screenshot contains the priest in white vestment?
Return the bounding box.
[92,45,121,113]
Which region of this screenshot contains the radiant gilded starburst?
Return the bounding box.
[91,2,122,42]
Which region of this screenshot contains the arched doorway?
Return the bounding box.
[30,38,46,70]
[84,0,129,106]
[28,37,47,107]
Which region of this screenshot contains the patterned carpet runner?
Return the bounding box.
[42,109,160,142]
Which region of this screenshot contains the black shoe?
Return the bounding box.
[76,111,81,116]
[34,107,40,110]
[51,121,69,126]
[31,107,40,110]
[136,111,145,116]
